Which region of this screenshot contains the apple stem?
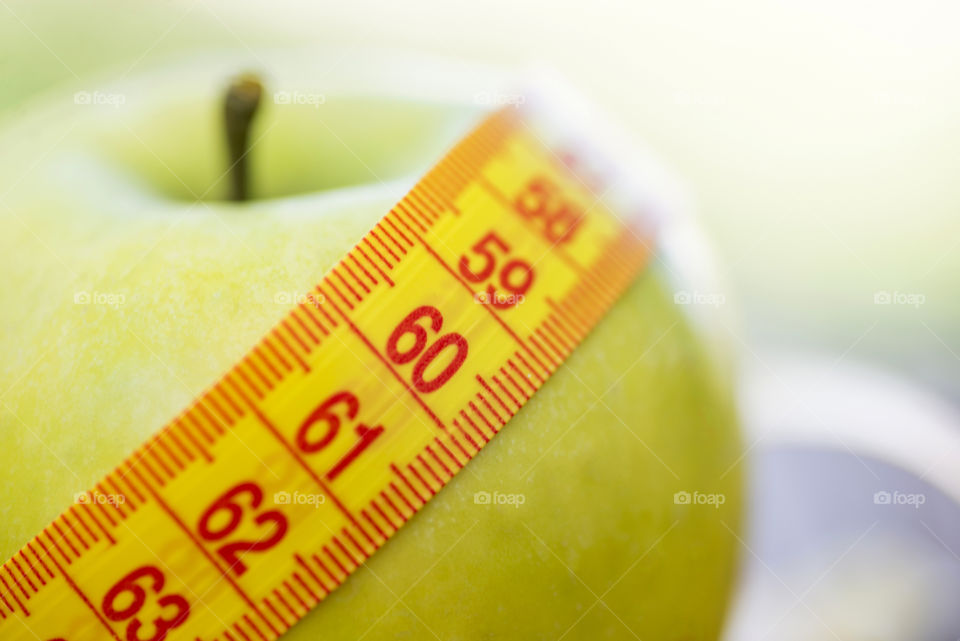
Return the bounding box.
[224,74,263,201]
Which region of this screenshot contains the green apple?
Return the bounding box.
[0,50,742,640]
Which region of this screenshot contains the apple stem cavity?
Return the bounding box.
[224,73,263,201]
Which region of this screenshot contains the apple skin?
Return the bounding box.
[0,52,742,640]
[287,270,743,641]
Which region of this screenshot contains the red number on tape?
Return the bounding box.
[296,391,385,481]
[197,482,288,576]
[102,566,189,641]
[514,177,583,244]
[387,306,468,393]
[459,231,535,308]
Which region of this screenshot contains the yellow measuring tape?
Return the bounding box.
[0,106,652,640]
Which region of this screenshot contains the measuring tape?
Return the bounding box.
[0,104,654,640]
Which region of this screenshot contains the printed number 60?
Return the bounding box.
[386,306,468,393]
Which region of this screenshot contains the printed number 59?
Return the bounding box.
[458,231,534,308]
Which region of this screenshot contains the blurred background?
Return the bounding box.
[2,1,958,638]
